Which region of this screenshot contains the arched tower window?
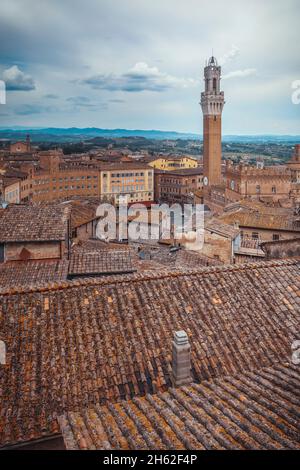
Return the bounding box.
[213,78,217,92]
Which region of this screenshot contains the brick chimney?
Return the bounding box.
[171,330,192,387]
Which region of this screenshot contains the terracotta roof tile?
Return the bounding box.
[219,206,300,232]
[0,205,70,242]
[69,251,135,276]
[58,363,300,450]
[0,260,68,288]
[0,260,299,447]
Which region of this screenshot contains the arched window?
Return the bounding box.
[213,78,217,91]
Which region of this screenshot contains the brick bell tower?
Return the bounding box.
[200,56,225,188]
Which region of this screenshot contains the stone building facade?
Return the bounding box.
[149,156,198,171]
[99,162,154,205]
[0,178,20,204]
[154,168,203,204]
[9,135,31,154]
[25,152,154,205]
[225,160,292,203]
[202,146,300,213]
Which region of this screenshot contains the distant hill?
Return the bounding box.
[0,127,199,141]
[0,127,299,143]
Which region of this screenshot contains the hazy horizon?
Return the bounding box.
[1,125,300,138]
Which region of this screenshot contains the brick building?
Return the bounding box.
[9,134,32,154]
[32,165,101,202]
[218,200,300,243]
[287,143,300,204]
[201,146,300,213]
[225,160,292,204]
[25,152,154,205]
[154,168,203,204]
[0,204,70,263]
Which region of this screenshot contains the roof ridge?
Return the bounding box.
[0,258,298,296]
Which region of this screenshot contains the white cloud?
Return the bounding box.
[82,62,197,92]
[219,45,240,66]
[0,0,299,133]
[2,65,35,91]
[223,68,257,80]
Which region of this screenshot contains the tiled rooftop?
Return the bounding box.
[66,200,100,230]
[69,250,135,276]
[219,210,300,232]
[0,204,70,242]
[156,168,202,176]
[58,363,300,450]
[220,202,299,232]
[0,259,299,447]
[140,246,222,268]
[205,220,240,239]
[0,260,68,288]
[97,161,152,171]
[72,239,131,252]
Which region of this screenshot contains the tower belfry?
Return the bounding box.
[200,56,225,187]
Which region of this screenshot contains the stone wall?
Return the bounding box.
[240,228,299,242]
[201,231,232,264]
[261,238,300,259]
[74,220,98,241]
[4,241,63,261]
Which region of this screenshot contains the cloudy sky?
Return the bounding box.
[0,0,299,134]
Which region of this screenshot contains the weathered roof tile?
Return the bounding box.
[58,363,300,450]
[0,259,299,447]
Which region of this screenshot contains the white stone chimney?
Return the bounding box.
[0,340,6,365]
[171,330,192,387]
